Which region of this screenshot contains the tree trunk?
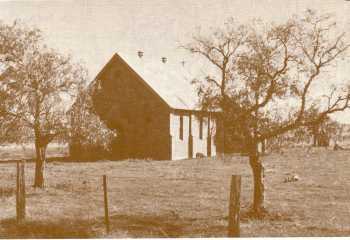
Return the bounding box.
[260,140,266,155]
[313,134,317,147]
[248,145,265,217]
[33,139,46,188]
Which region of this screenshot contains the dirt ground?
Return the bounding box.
[1,146,350,237]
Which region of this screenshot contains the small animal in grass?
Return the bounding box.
[283,174,300,183]
[195,152,205,158]
[333,143,345,151]
[169,210,180,219]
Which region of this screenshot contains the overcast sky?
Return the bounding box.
[0,0,350,122]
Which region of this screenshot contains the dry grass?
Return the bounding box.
[1,147,350,237]
[0,143,67,162]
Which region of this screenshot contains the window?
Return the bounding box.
[179,115,183,140]
[199,117,203,139]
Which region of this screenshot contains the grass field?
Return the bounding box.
[0,143,67,162]
[1,146,350,237]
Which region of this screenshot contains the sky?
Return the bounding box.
[0,0,350,122]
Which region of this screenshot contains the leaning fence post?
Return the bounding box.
[16,160,26,223]
[228,175,241,237]
[103,175,110,234]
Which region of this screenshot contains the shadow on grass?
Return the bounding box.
[108,214,185,237]
[0,218,95,238]
[303,226,350,237]
[240,209,294,222]
[0,187,15,198]
[0,213,185,238]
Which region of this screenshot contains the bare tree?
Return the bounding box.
[182,18,249,152]
[0,21,87,188]
[184,10,350,216]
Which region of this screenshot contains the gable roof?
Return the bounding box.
[112,52,202,111]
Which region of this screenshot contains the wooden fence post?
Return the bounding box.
[228,175,241,237]
[16,160,26,223]
[103,175,110,234]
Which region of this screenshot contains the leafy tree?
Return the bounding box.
[308,116,338,147]
[0,21,40,144]
[69,81,117,160]
[0,21,86,188]
[184,10,350,216]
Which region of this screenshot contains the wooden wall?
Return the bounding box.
[92,55,171,160]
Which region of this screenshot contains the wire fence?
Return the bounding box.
[0,159,242,237]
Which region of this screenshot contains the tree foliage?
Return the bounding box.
[0,21,87,187]
[0,21,42,143]
[69,82,117,160]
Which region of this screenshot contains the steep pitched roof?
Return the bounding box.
[114,52,202,111]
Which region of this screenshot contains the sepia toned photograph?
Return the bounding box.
[1,0,350,238]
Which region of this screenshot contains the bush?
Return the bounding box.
[68,86,116,161]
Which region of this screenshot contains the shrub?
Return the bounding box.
[68,85,116,161]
